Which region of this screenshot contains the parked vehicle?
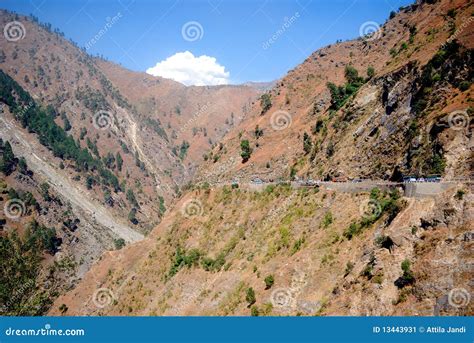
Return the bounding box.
[402,176,417,183]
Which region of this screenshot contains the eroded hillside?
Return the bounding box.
[0,9,261,316]
[97,60,261,172]
[196,0,473,184]
[1,0,472,317]
[50,183,473,316]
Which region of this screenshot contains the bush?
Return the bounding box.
[395,259,415,288]
[128,208,138,224]
[459,81,470,91]
[264,275,274,289]
[114,238,126,250]
[246,287,256,307]
[366,66,375,79]
[0,141,16,175]
[240,140,252,163]
[250,305,259,316]
[322,211,333,228]
[327,66,365,110]
[260,94,272,114]
[455,189,465,200]
[303,132,312,154]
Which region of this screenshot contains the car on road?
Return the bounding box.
[251,178,263,184]
[403,176,417,183]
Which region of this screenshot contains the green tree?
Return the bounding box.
[344,65,360,84]
[18,157,28,174]
[303,132,312,154]
[367,66,375,79]
[116,152,123,171]
[126,189,139,207]
[128,208,138,224]
[40,182,51,201]
[0,141,16,175]
[114,238,126,250]
[240,140,252,163]
[264,275,274,289]
[260,93,272,114]
[86,175,94,190]
[246,287,256,307]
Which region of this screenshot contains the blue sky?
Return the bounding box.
[1,0,414,84]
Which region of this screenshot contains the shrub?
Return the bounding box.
[455,189,465,200]
[114,238,126,250]
[240,140,252,163]
[327,66,365,110]
[260,93,272,114]
[322,211,333,228]
[303,132,312,154]
[366,66,375,79]
[254,125,264,139]
[264,275,274,289]
[395,259,415,288]
[246,287,256,307]
[250,305,259,316]
[0,141,16,175]
[128,208,138,224]
[459,81,470,91]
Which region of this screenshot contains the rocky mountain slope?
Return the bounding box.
[0,9,260,315]
[50,184,473,316]
[196,0,473,184]
[48,0,473,316]
[96,60,260,173]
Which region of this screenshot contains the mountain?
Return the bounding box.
[196,0,473,184]
[47,0,473,316]
[0,9,260,315]
[96,59,260,171]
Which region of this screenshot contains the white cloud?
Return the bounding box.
[146,51,230,86]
